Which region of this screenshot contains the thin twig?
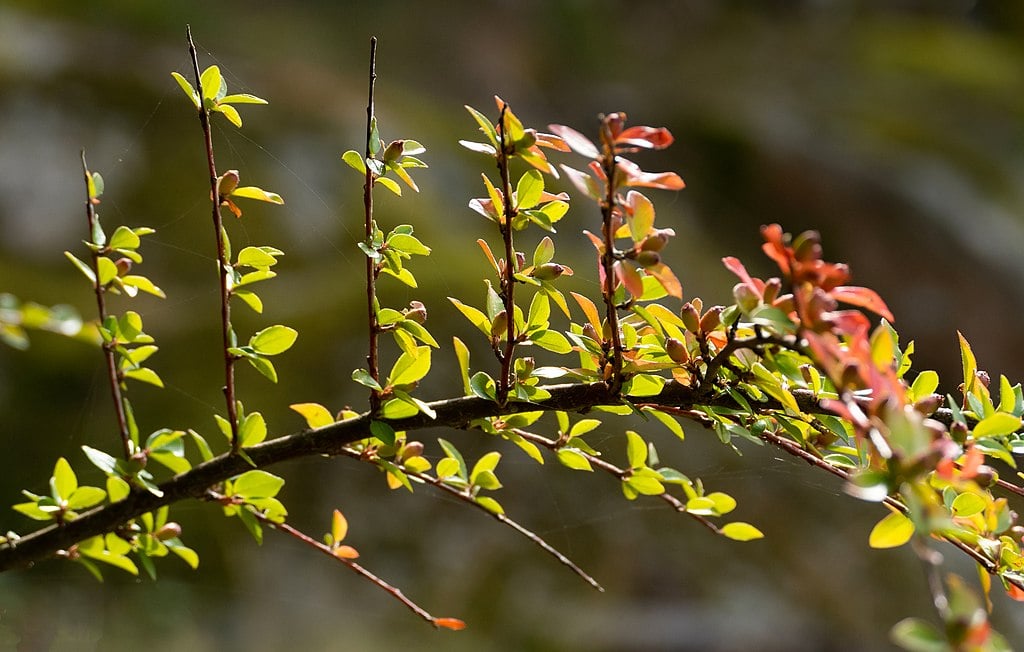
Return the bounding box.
[362,37,381,413]
[362,449,604,591]
[186,26,239,451]
[80,150,132,459]
[210,491,457,628]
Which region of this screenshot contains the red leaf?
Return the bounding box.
[830,286,894,322]
[1006,583,1024,602]
[616,125,674,150]
[617,159,685,190]
[722,256,765,293]
[614,261,645,299]
[760,224,790,275]
[433,617,467,631]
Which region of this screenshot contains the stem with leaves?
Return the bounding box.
[495,104,518,405]
[186,27,240,451]
[362,37,382,413]
[80,151,132,460]
[597,117,625,394]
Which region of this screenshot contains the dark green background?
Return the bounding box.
[2,1,1024,649]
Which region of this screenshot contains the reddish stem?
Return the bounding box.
[362,37,381,413]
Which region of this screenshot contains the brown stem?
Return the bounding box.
[495,103,518,405]
[216,493,453,628]
[598,123,624,394]
[186,26,239,451]
[362,37,381,413]
[80,150,132,459]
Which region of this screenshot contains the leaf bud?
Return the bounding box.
[640,231,670,252]
[125,450,148,473]
[912,393,942,417]
[664,337,688,364]
[680,303,700,333]
[382,140,405,163]
[635,251,661,268]
[402,441,425,460]
[949,421,969,444]
[699,306,723,333]
[403,300,427,324]
[973,465,996,488]
[582,323,600,342]
[732,282,760,313]
[114,257,133,277]
[217,170,240,198]
[490,310,508,340]
[763,278,782,304]
[515,251,527,272]
[516,128,537,150]
[532,263,565,281]
[154,522,183,541]
[518,357,536,378]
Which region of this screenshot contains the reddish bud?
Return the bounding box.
[680,303,700,333]
[950,421,969,444]
[912,394,942,417]
[114,257,133,277]
[582,323,600,341]
[763,278,782,304]
[635,250,661,268]
[382,140,405,163]
[699,306,723,333]
[125,451,147,473]
[154,522,182,541]
[515,251,527,272]
[664,337,688,364]
[217,170,240,198]
[640,231,670,252]
[973,465,996,488]
[402,441,424,460]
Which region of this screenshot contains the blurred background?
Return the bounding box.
[1,1,1023,649]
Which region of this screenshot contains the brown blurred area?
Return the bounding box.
[1,1,1023,649]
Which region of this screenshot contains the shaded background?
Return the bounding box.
[1,1,1024,649]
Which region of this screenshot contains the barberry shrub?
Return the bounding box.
[1,32,1022,650]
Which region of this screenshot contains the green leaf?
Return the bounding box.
[238,412,267,447]
[464,104,499,148]
[950,492,986,518]
[233,289,264,313]
[453,337,472,395]
[107,477,130,502]
[469,371,496,400]
[342,150,366,174]
[438,438,468,479]
[625,431,647,468]
[123,367,164,388]
[82,445,118,475]
[868,510,914,548]
[170,72,200,108]
[515,170,544,210]
[108,226,140,251]
[449,298,491,335]
[237,246,279,268]
[66,486,106,510]
[220,93,268,105]
[388,346,431,386]
[246,356,278,383]
[625,474,664,496]
[387,233,431,256]
[200,65,222,102]
[233,470,284,499]
[645,408,685,440]
[376,176,402,195]
[889,618,948,652]
[65,251,96,283]
[530,330,572,354]
[556,448,593,471]
[475,496,504,514]
[624,373,665,397]
[52,457,77,501]
[973,412,1021,438]
[720,522,765,542]
[397,320,438,348]
[909,371,939,401]
[250,325,298,356]
[370,420,396,446]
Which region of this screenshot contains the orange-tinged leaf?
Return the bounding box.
[333,545,359,559]
[1006,582,1024,602]
[831,286,894,322]
[547,124,599,158]
[433,617,467,631]
[617,125,674,150]
[571,292,602,333]
[614,261,644,299]
[647,262,682,299]
[331,509,348,543]
[476,239,499,273]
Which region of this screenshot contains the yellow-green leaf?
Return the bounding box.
[868,511,914,549]
[290,403,335,429]
[721,522,765,542]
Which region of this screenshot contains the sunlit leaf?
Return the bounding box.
[868,511,914,548]
[720,522,765,542]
